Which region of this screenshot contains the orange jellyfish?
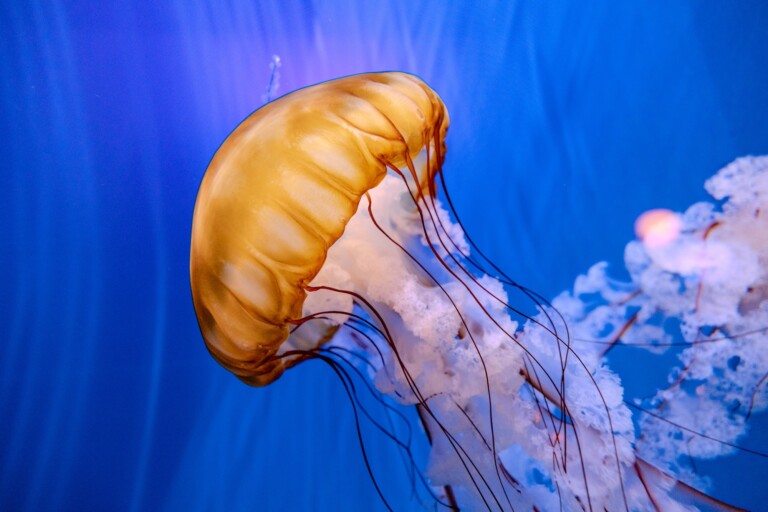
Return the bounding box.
[190,73,760,511]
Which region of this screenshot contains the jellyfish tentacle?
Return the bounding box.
[387,156,621,511]
[363,185,517,510]
[413,166,633,510]
[304,282,505,511]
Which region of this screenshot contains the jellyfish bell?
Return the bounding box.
[190,72,449,386]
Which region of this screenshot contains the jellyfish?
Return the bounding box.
[190,72,768,511]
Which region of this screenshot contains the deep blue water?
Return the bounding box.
[2,2,768,511]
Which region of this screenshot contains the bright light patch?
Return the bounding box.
[635,208,681,248]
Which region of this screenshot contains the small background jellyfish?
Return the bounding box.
[2,1,768,511]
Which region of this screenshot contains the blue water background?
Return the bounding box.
[2,2,768,510]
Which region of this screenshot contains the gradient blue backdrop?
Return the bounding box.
[2,1,768,510]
